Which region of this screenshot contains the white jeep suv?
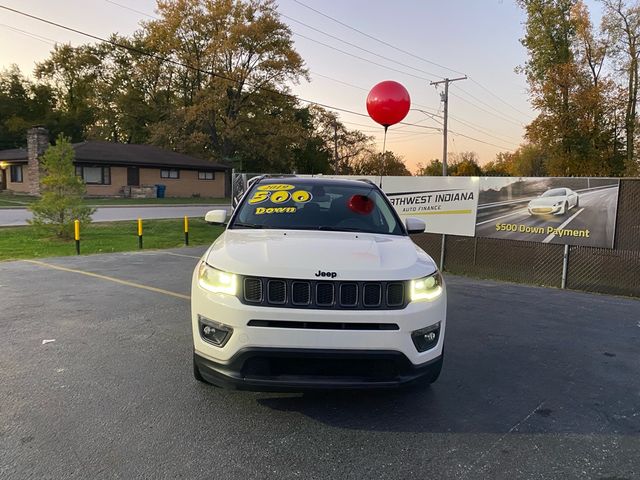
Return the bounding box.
[191,177,446,390]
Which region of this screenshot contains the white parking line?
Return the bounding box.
[24,260,190,300]
[542,208,585,243]
[139,251,202,260]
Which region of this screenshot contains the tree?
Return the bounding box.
[351,151,411,176]
[517,0,617,175]
[0,66,58,149]
[510,144,548,176]
[144,0,308,166]
[449,151,483,176]
[415,159,442,176]
[602,0,640,175]
[483,152,514,176]
[28,136,95,238]
[35,44,101,142]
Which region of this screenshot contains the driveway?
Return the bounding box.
[1,247,638,479]
[0,205,232,226]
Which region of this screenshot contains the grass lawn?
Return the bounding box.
[0,191,229,207]
[0,218,224,261]
[0,192,38,207]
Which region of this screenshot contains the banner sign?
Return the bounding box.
[381,176,479,237]
[475,177,620,248]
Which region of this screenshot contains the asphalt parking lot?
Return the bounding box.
[1,247,639,480]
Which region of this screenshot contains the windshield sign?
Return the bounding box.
[231,181,405,235]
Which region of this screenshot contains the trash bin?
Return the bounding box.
[156,184,166,198]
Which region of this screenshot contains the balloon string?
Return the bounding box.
[380,126,388,187]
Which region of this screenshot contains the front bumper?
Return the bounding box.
[528,205,562,215]
[194,348,443,391]
[191,267,447,389]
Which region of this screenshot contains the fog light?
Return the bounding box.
[411,324,440,352]
[198,315,233,347]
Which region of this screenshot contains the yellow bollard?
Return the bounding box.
[137,218,143,249]
[74,219,80,255]
[184,216,189,246]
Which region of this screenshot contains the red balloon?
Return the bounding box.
[366,81,411,127]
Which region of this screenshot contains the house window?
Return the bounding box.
[161,168,180,179]
[76,166,111,185]
[10,165,23,183]
[198,171,215,180]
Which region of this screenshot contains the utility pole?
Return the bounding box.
[333,120,339,175]
[430,76,467,176]
[429,76,466,272]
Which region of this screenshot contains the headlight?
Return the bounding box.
[198,263,237,295]
[410,272,443,302]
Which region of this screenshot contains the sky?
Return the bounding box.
[0,0,604,172]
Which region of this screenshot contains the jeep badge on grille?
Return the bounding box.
[315,270,337,278]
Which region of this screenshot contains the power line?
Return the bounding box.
[0,23,57,45]
[105,0,155,19]
[469,77,533,119]
[281,13,441,79]
[293,31,430,81]
[451,86,524,125]
[449,92,523,127]
[448,130,515,151]
[292,0,467,77]
[447,114,520,147]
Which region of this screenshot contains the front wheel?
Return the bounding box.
[562,202,568,215]
[575,197,579,209]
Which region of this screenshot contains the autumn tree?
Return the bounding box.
[35,44,101,142]
[143,0,308,168]
[351,151,411,176]
[483,152,514,176]
[415,159,443,176]
[602,0,640,175]
[0,66,58,149]
[517,0,620,175]
[447,151,483,176]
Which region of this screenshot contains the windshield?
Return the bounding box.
[541,188,567,197]
[230,180,405,235]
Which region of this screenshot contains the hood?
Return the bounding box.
[528,196,566,207]
[205,229,436,281]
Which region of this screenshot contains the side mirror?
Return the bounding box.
[205,209,228,225]
[405,217,426,234]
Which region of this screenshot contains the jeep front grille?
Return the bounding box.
[240,277,408,310]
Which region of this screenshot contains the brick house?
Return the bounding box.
[0,127,230,198]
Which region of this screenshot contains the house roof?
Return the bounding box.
[0,148,28,161]
[0,141,230,171]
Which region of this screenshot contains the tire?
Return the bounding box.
[575,197,579,209]
[562,202,568,215]
[193,353,206,383]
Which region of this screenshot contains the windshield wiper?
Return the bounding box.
[232,222,264,229]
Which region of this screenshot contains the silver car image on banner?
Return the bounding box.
[475,177,620,248]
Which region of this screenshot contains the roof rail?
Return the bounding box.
[356,178,378,187]
[247,173,297,186]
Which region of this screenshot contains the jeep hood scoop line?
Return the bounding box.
[206,229,436,281]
